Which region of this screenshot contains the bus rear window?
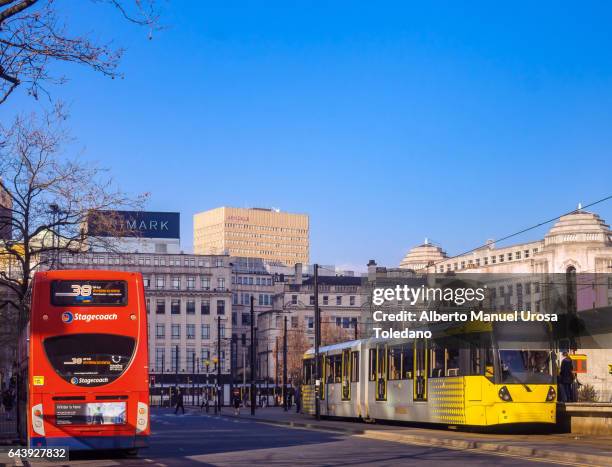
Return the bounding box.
[43,334,135,387]
[51,280,127,306]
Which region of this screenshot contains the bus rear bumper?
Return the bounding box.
[30,435,149,451]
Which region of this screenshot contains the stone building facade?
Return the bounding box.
[398,210,612,401]
[58,252,233,385]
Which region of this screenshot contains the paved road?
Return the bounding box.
[27,409,573,466]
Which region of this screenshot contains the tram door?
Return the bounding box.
[414,340,427,401]
[375,345,387,401]
[341,349,351,401]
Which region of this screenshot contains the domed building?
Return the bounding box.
[399,240,448,271]
[395,208,612,401]
[399,209,612,275]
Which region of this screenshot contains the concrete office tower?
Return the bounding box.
[194,207,309,266]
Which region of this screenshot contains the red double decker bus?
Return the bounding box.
[18,270,150,452]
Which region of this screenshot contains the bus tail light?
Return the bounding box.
[498,386,512,402]
[546,386,556,402]
[136,402,148,433]
[31,403,45,436]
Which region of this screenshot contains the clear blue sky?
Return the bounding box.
[5,1,612,270]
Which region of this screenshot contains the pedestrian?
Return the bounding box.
[200,392,209,413]
[232,388,241,416]
[174,387,185,415]
[2,388,14,421]
[295,385,301,414]
[559,352,575,402]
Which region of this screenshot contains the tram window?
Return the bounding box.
[469,345,481,375]
[377,346,387,380]
[335,355,342,383]
[402,346,414,379]
[430,347,445,378]
[388,346,402,380]
[351,351,359,382]
[485,348,495,379]
[325,357,333,383]
[369,349,376,381]
[446,349,460,376]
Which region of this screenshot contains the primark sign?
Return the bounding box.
[87,210,180,239]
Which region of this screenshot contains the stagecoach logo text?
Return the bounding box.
[61,311,118,323]
[70,377,109,385]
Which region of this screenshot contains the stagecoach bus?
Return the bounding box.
[18,270,150,452]
[302,320,558,429]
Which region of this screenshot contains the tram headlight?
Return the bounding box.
[498,386,513,402]
[546,386,556,402]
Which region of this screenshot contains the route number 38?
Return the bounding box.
[71,284,92,296]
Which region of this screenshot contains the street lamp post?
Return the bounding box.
[250,295,256,416]
[314,263,321,420]
[217,315,222,413]
[283,315,288,411]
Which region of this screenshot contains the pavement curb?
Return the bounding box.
[221,414,612,466]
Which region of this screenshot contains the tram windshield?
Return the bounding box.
[498,349,555,384]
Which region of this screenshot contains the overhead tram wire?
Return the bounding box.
[415,194,612,273]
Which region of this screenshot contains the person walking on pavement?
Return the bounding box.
[201,392,210,413]
[232,388,241,416]
[2,388,14,421]
[295,385,301,413]
[559,352,575,402]
[174,387,185,415]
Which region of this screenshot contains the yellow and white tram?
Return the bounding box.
[302,321,557,428]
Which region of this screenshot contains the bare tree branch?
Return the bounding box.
[0,0,160,104]
[0,108,148,319]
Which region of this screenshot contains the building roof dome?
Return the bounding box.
[544,210,611,246]
[399,240,448,270]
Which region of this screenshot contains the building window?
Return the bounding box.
[215,258,223,267]
[233,293,238,305]
[291,295,298,305]
[336,296,342,306]
[307,316,314,329]
[171,347,179,372]
[218,277,225,289]
[156,276,165,289]
[323,296,328,305]
[143,277,150,288]
[350,296,355,306]
[291,316,298,328]
[171,324,180,339]
[155,348,165,372]
[516,251,521,260]
[186,324,195,340]
[156,299,166,314]
[186,300,195,314]
[155,324,165,339]
[172,276,181,290]
[217,300,225,315]
[220,324,225,339]
[201,276,211,289]
[310,296,314,305]
[201,324,210,340]
[201,349,210,367]
[171,299,181,314]
[201,300,210,315]
[242,313,250,325]
[187,276,195,290]
[524,250,530,258]
[146,298,150,313]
